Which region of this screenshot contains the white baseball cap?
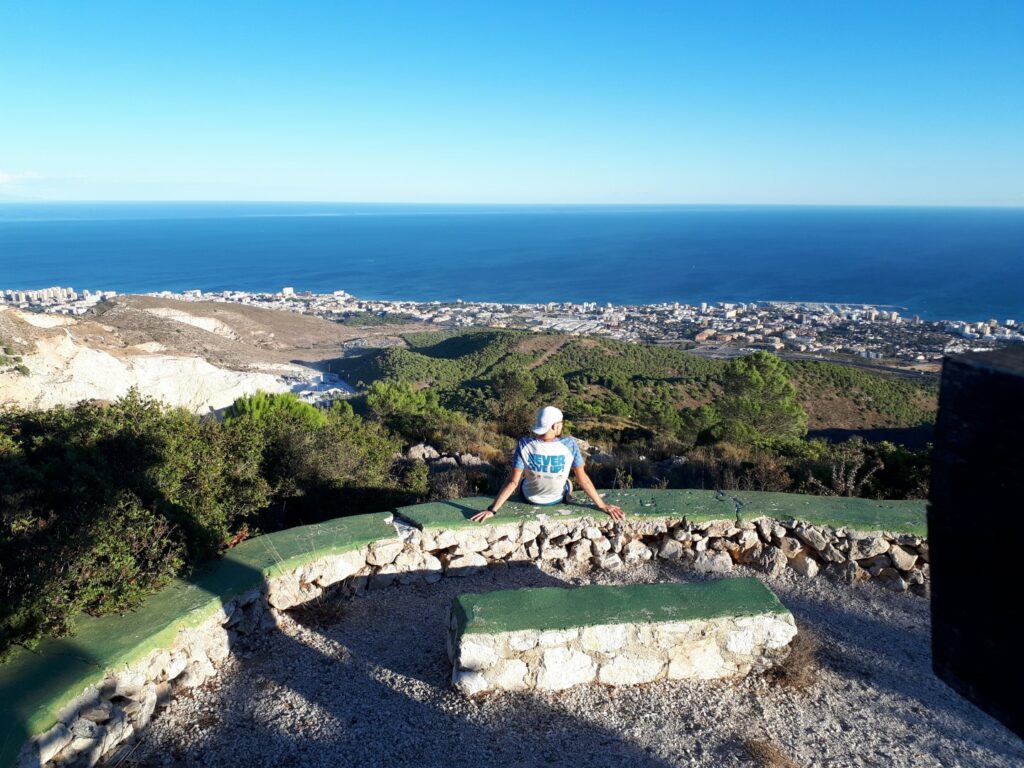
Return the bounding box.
[531,405,564,435]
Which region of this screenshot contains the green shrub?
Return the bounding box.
[226,390,327,428]
[0,391,268,656]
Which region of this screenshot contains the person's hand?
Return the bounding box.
[470,508,496,523]
[602,504,625,521]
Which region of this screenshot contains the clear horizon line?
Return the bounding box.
[1,198,1023,210]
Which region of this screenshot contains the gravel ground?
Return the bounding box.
[117,563,1024,768]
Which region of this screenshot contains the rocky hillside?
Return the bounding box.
[0,297,423,413]
[338,328,938,434]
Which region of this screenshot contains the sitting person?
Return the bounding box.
[471,405,625,522]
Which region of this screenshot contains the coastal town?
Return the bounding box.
[3,284,1021,371]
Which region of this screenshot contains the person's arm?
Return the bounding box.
[573,465,625,520]
[471,467,524,523]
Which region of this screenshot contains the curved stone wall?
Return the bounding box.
[2,490,927,768]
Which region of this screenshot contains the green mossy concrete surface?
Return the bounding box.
[396,489,739,530]
[732,491,927,536]
[452,578,790,637]
[398,490,926,536]
[0,513,395,768]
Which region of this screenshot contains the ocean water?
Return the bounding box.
[1,203,1022,321]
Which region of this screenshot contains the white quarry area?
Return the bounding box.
[141,306,241,340]
[450,613,797,695]
[0,327,298,413]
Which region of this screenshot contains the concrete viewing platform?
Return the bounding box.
[448,579,797,694]
[1,490,926,768]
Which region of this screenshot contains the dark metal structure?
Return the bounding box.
[930,347,1024,739]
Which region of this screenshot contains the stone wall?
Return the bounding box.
[16,510,929,768]
[410,515,929,594]
[450,613,798,695]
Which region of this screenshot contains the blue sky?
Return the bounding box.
[0,1,1021,205]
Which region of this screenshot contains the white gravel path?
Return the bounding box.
[117,562,1024,768]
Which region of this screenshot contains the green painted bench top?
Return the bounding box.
[396,489,739,529]
[452,578,790,637]
[732,491,927,536]
[397,489,927,536]
[0,512,395,768]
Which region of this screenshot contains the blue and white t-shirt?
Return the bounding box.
[513,436,585,505]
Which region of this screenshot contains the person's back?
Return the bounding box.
[472,405,624,523]
[515,434,583,505]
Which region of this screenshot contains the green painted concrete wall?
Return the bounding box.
[397,489,926,535]
[0,490,926,768]
[452,578,791,638]
[731,492,927,536]
[0,513,396,768]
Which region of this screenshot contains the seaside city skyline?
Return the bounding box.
[1,2,1022,206]
[5,283,1021,369]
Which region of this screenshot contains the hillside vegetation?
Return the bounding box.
[2,331,938,657]
[338,329,938,433]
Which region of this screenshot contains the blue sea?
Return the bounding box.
[1,203,1022,321]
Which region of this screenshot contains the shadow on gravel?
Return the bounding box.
[120,561,683,768]
[779,587,1024,764]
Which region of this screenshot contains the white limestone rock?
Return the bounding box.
[853,536,891,560]
[598,653,664,686]
[459,641,498,670]
[725,628,757,655]
[538,628,579,647]
[794,525,829,552]
[34,722,73,765]
[819,543,846,563]
[790,550,820,578]
[163,652,188,682]
[596,553,624,570]
[657,538,684,560]
[779,536,804,558]
[454,533,489,555]
[756,546,789,577]
[693,551,733,574]
[737,530,760,552]
[541,545,569,561]
[488,659,530,691]
[432,530,459,550]
[367,538,405,566]
[667,638,729,680]
[507,631,540,652]
[447,553,488,574]
[701,520,735,538]
[580,624,629,654]
[591,537,612,555]
[369,563,401,589]
[623,539,653,562]
[175,655,215,689]
[452,669,489,696]
[407,443,440,461]
[889,544,919,571]
[486,539,517,559]
[536,648,596,690]
[569,540,593,560]
[518,521,542,544]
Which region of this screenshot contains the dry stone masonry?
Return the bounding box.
[7,491,928,768]
[448,580,798,695]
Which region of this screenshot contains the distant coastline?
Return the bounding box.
[2,203,1023,321]
[5,286,1020,368]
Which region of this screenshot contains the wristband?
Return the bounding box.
[486,505,497,514]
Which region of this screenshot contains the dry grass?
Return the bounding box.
[743,738,804,768]
[766,625,822,691]
[287,595,348,629]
